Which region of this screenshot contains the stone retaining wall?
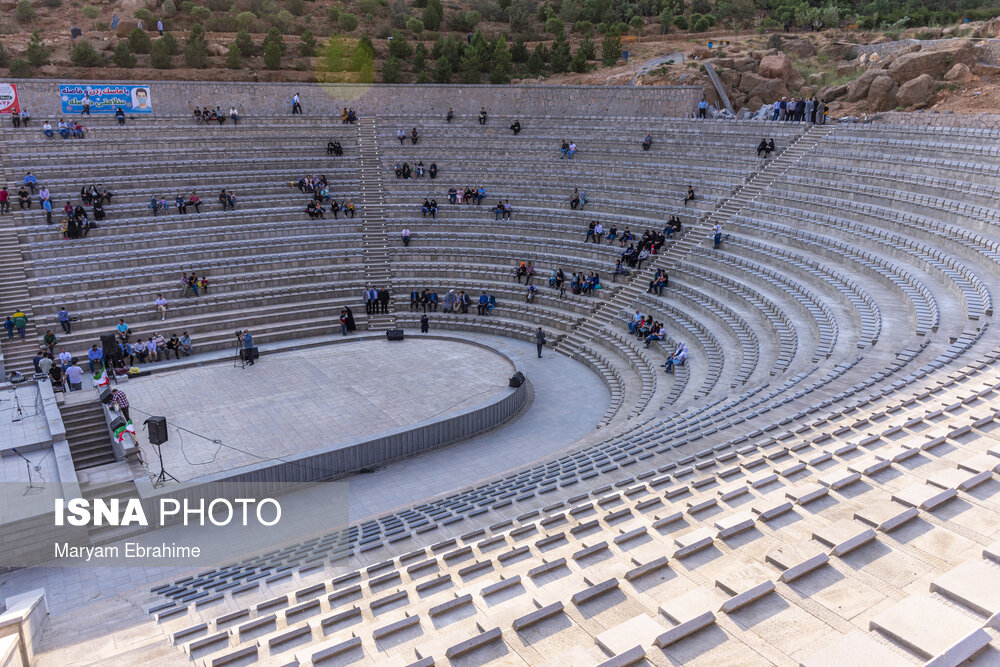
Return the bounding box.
[6,79,704,118]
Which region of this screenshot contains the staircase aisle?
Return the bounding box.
[558,124,835,359]
[62,400,117,470]
[0,150,41,375]
[356,117,396,331]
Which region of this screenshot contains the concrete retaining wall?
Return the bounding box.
[5,79,703,118]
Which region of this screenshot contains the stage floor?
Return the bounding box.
[123,338,515,481]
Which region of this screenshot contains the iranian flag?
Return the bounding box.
[93,365,109,388]
[113,419,136,444]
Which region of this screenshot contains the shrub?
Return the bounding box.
[673,14,688,29]
[286,0,305,15]
[112,41,137,67]
[704,13,716,25]
[0,42,7,68]
[382,54,403,82]
[571,48,587,72]
[339,12,358,31]
[299,29,315,56]
[135,8,156,24]
[574,20,592,35]
[207,15,238,31]
[15,0,34,22]
[235,11,257,30]
[326,6,339,23]
[184,24,208,67]
[26,31,50,66]
[70,39,103,66]
[206,0,232,9]
[578,36,595,59]
[693,16,710,30]
[545,16,564,35]
[263,26,285,55]
[416,69,431,83]
[263,40,281,68]
[190,5,210,20]
[226,42,242,68]
[128,26,151,53]
[357,0,380,14]
[82,5,100,18]
[422,0,442,30]
[274,9,294,28]
[412,43,426,70]
[406,17,424,35]
[690,0,711,13]
[150,39,173,67]
[550,32,570,72]
[448,10,480,32]
[387,32,410,58]
[234,29,257,56]
[179,0,194,13]
[161,32,180,55]
[9,59,32,78]
[600,30,619,65]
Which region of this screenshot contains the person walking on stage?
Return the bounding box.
[535,326,546,358]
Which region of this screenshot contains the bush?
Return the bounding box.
[184,24,209,67]
[226,42,242,68]
[15,0,34,22]
[600,30,619,65]
[70,39,103,66]
[690,0,711,13]
[234,29,257,56]
[550,32,570,72]
[659,9,672,31]
[82,5,100,19]
[578,36,595,60]
[382,54,403,82]
[0,42,7,68]
[26,31,50,66]
[339,12,358,31]
[207,15,238,31]
[286,0,305,15]
[545,16,564,35]
[704,13,716,25]
[112,41,137,67]
[673,14,688,29]
[422,0,442,30]
[574,20,592,35]
[190,5,210,20]
[693,16,710,30]
[235,11,257,30]
[263,40,281,68]
[629,15,643,33]
[571,48,588,72]
[179,0,194,13]
[128,26,151,53]
[206,0,231,9]
[263,27,286,54]
[299,29,315,56]
[406,17,424,35]
[416,69,431,83]
[274,9,294,29]
[160,32,180,55]
[9,59,32,78]
[150,40,173,67]
[448,10,480,32]
[136,8,156,24]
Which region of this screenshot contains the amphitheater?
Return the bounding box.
[0,80,999,667]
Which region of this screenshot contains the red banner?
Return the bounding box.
[0,83,19,114]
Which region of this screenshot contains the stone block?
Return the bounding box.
[930,560,1000,616]
[892,484,957,510]
[800,630,913,667]
[870,594,990,662]
[653,611,716,648]
[596,614,664,656]
[673,527,715,558]
[812,520,876,556]
[714,512,755,538]
[785,483,829,506]
[854,500,918,532]
[766,541,829,582]
[927,467,991,491]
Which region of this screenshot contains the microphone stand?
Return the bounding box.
[12,448,43,495]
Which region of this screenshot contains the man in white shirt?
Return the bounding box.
[58,348,72,368]
[42,121,54,138]
[397,129,405,144]
[401,227,410,246]
[292,93,302,114]
[155,294,168,320]
[593,222,604,244]
[568,142,577,158]
[65,361,84,391]
[628,310,643,334]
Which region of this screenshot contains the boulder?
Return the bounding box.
[207,43,227,56]
[799,85,816,99]
[114,22,133,37]
[782,38,815,58]
[867,75,898,111]
[895,73,935,107]
[888,39,976,83]
[716,67,740,89]
[732,56,756,72]
[759,52,793,80]
[690,46,711,59]
[846,68,883,102]
[749,77,788,101]
[807,73,824,84]
[817,83,848,101]
[976,17,1000,38]
[746,95,763,110]
[943,62,974,82]
[738,71,769,92]
[836,62,856,77]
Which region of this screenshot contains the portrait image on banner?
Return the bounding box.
[0,83,19,114]
[59,84,153,114]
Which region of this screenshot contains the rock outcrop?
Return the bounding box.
[895,73,935,108]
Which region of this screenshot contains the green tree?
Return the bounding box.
[161,32,180,55]
[150,39,173,68]
[525,44,544,75]
[300,29,316,57]
[693,16,710,30]
[673,14,688,29]
[489,35,511,83]
[405,17,424,36]
[15,0,34,22]
[388,32,412,58]
[128,27,151,54]
[9,58,32,78]
[26,31,50,67]
[578,36,595,60]
[571,48,588,72]
[263,27,286,54]
[412,43,426,71]
[422,0,443,30]
[511,37,528,63]
[226,42,242,68]
[190,5,210,21]
[629,15,644,33]
[163,0,177,16]
[545,16,564,35]
[574,20,593,35]
[458,49,481,83]
[550,31,570,72]
[600,30,620,65]
[263,40,281,69]
[659,9,672,32]
[382,54,403,82]
[184,24,208,67]
[235,30,256,57]
[70,39,102,66]
[339,12,358,31]
[431,55,452,82]
[0,42,8,68]
[113,41,137,67]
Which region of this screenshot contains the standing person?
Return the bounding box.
[713,223,723,249]
[65,359,84,391]
[57,307,71,333]
[11,309,27,339]
[339,308,348,336]
[157,18,163,35]
[82,95,92,115]
[241,329,255,365]
[420,313,429,333]
[292,92,303,115]
[109,389,130,421]
[0,186,9,214]
[698,98,708,118]
[378,287,390,314]
[535,327,546,358]
[4,316,13,340]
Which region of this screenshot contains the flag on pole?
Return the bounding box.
[93,364,109,388]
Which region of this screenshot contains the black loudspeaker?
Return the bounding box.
[509,371,525,388]
[100,332,117,353]
[109,415,126,431]
[241,347,259,360]
[99,387,113,404]
[145,416,168,445]
[386,329,404,341]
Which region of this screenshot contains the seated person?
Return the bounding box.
[58,120,70,138]
[193,107,202,123]
[92,199,105,220]
[415,161,425,177]
[645,324,664,348]
[410,127,419,144]
[487,293,495,314]
[332,140,343,156]
[188,192,201,212]
[175,195,187,214]
[421,198,437,218]
[756,138,768,157]
[401,163,411,179]
[343,199,356,217]
[766,138,775,153]
[394,163,402,179]
[448,185,457,203]
[429,162,438,179]
[510,120,520,135]
[230,107,240,123]
[446,107,454,122]
[329,199,341,218]
[306,200,325,218]
[570,190,580,210]
[42,121,54,138]
[684,186,695,206]
[642,133,652,151]
[494,200,505,220]
[327,139,337,155]
[478,107,487,125]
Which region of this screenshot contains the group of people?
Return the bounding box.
[305,194,355,219]
[770,96,827,124]
[42,119,87,139]
[570,188,588,210]
[363,286,391,315]
[179,271,209,296]
[326,139,344,156]
[447,185,486,204]
[340,107,358,123]
[493,200,513,220]
[397,128,420,144]
[626,310,669,349]
[10,108,30,127]
[58,201,94,239]
[108,332,193,366]
[150,193,204,215]
[395,161,437,179]
[421,198,439,218]
[559,140,578,159]
[408,288,496,315]
[193,106,240,124]
[756,138,776,158]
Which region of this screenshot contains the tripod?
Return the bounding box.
[233,334,246,369]
[10,392,23,423]
[151,443,178,488]
[12,448,43,495]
